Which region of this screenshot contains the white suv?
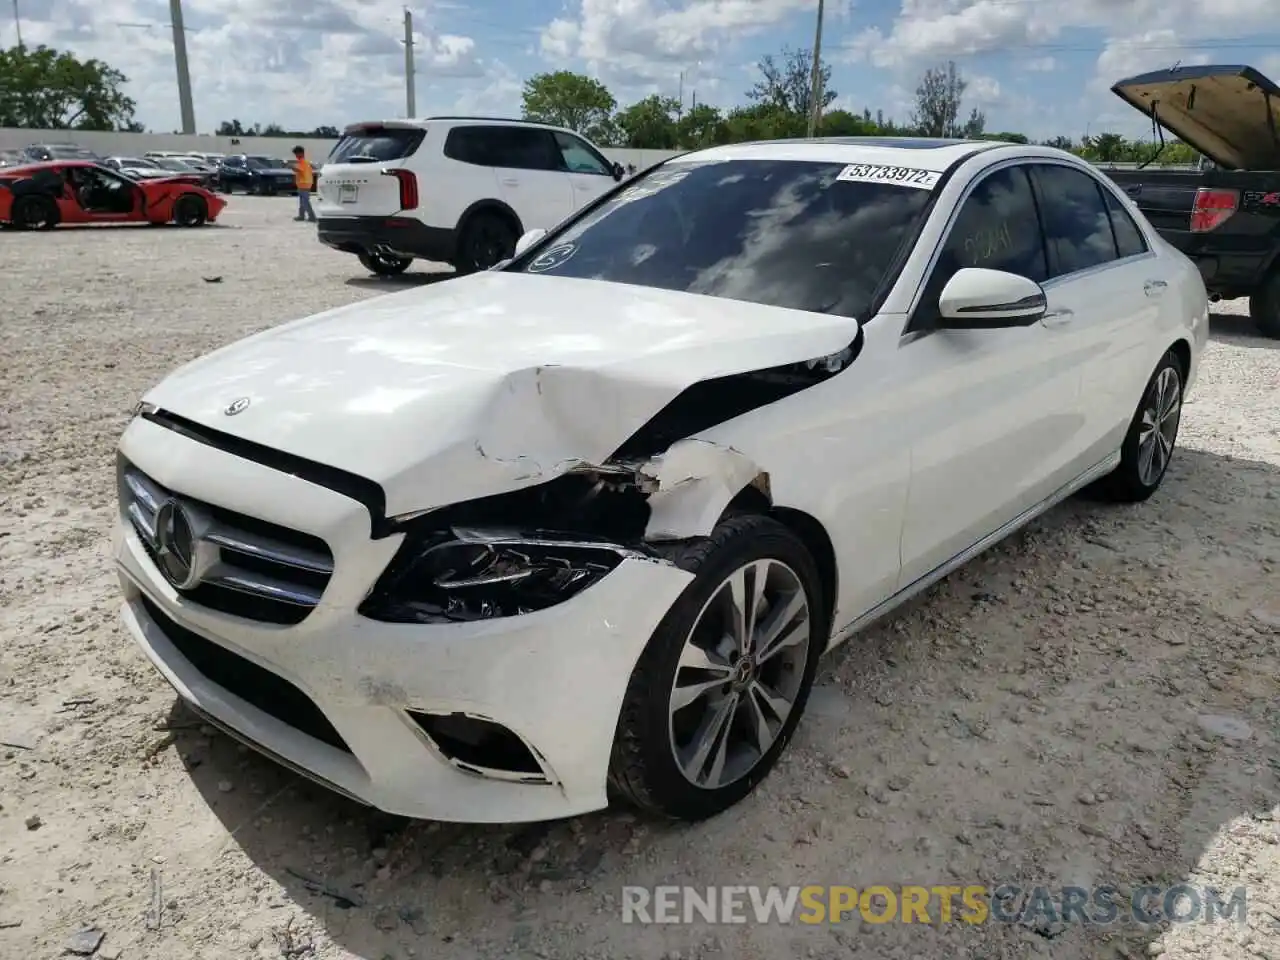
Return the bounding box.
[315,117,626,276]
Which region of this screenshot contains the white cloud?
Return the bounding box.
[0,0,512,131]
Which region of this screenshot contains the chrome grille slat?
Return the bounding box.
[205,526,334,575]
[119,463,334,625]
[206,572,324,607]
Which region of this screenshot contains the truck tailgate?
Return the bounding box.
[1102,170,1198,232]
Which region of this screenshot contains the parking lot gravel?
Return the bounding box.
[1,196,1278,960]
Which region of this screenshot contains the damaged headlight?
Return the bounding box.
[359,528,636,623]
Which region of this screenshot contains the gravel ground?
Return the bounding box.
[1,196,1278,960]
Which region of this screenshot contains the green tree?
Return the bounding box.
[0,44,138,130]
[676,103,724,148]
[521,70,617,143]
[746,46,837,119]
[819,109,877,137]
[911,61,983,138]
[615,95,679,149]
[1079,132,1127,162]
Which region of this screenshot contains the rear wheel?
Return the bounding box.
[1248,271,1280,338]
[1086,349,1184,503]
[12,195,58,230]
[173,194,208,227]
[358,250,413,276]
[454,211,517,274]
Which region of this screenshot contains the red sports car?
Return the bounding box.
[0,160,227,229]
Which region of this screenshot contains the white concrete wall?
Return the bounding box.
[0,128,680,168]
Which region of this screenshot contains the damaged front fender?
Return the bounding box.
[626,440,767,541]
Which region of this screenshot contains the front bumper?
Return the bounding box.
[317,215,456,263]
[114,416,693,822]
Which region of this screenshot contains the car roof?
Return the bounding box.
[671,137,1003,171]
[343,116,576,136]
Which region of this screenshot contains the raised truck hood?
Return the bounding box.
[1111,64,1280,170]
[140,272,860,518]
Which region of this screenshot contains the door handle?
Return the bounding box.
[1041,308,1074,327]
[1144,279,1168,297]
[501,177,519,186]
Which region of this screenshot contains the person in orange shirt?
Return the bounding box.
[290,145,316,222]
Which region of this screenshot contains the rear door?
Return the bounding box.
[551,130,617,209]
[314,124,427,219]
[485,126,574,230]
[1026,162,1165,462]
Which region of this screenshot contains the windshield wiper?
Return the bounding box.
[345,156,380,164]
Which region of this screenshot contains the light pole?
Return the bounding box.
[12,0,22,50]
[170,0,196,134]
[806,0,825,138]
[119,13,196,133]
[402,7,416,118]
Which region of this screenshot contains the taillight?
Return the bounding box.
[1190,187,1237,233]
[382,169,418,210]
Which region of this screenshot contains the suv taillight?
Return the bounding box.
[382,169,418,211]
[1190,187,1237,233]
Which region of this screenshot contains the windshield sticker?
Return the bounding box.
[527,243,578,273]
[836,163,940,190]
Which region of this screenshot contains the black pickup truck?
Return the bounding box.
[1104,64,1280,338]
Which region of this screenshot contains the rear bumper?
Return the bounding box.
[318,215,456,264]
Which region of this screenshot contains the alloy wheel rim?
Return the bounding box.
[1137,366,1181,487]
[668,558,811,790]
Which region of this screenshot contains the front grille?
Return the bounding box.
[120,458,334,625]
[141,596,351,753]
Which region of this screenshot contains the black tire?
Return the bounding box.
[608,514,826,821]
[454,211,518,274]
[1248,271,1280,338]
[357,250,413,276]
[173,194,207,227]
[12,194,58,230]
[1086,349,1184,503]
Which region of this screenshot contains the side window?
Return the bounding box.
[444,127,487,166]
[1029,164,1119,277]
[932,165,1047,299]
[489,128,561,172]
[553,131,610,175]
[1102,188,1149,259]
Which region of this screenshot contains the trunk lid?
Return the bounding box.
[1111,64,1280,170]
[316,121,427,217]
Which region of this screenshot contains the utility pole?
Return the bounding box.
[169,0,196,133]
[677,71,684,120]
[12,0,23,50]
[403,8,416,118]
[806,0,825,138]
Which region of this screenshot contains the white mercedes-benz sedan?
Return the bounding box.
[115,138,1208,824]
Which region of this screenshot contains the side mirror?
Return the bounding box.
[612,162,625,181]
[937,268,1047,328]
[514,228,547,257]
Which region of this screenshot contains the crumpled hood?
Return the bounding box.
[142,272,860,517]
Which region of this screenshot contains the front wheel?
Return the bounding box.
[608,514,825,821]
[454,212,517,275]
[1086,349,1184,503]
[357,250,412,276]
[173,194,207,227]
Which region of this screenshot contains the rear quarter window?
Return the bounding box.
[329,128,425,164]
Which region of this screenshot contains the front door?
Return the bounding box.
[551,130,616,209]
[897,162,1087,587]
[490,127,575,231]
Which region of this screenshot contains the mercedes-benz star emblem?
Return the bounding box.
[224,397,251,416]
[154,499,200,589]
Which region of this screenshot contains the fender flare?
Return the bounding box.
[455,198,523,237]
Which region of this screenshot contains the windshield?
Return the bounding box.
[247,157,286,169]
[156,158,192,170]
[44,146,98,159]
[512,158,933,319]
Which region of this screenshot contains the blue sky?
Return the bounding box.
[6,0,1280,142]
